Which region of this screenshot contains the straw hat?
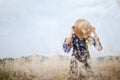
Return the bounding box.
[73,19,93,39]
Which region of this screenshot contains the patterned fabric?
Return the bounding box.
[63,34,102,72]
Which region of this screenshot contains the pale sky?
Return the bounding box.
[0,0,120,58]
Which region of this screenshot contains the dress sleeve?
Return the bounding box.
[86,36,103,51]
[63,38,72,53]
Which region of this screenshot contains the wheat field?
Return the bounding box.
[0,54,120,80]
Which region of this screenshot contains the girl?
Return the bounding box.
[63,19,102,74]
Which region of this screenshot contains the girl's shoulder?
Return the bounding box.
[72,34,78,40]
[72,34,75,37]
[72,34,85,40]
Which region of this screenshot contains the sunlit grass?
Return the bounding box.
[0,54,120,80]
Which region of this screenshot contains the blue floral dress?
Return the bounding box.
[63,34,102,71]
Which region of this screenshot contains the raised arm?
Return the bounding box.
[65,32,73,46]
[63,27,74,53]
[65,26,74,45]
[86,27,103,51]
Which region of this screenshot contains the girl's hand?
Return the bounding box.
[65,26,73,46]
[92,27,99,41]
[71,26,74,33]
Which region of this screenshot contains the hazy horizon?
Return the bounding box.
[0,0,120,58]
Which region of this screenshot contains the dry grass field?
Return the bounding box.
[0,54,120,80]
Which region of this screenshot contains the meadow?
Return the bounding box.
[0,54,120,80]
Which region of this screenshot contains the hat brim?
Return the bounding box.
[74,28,92,39]
[73,19,93,39]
